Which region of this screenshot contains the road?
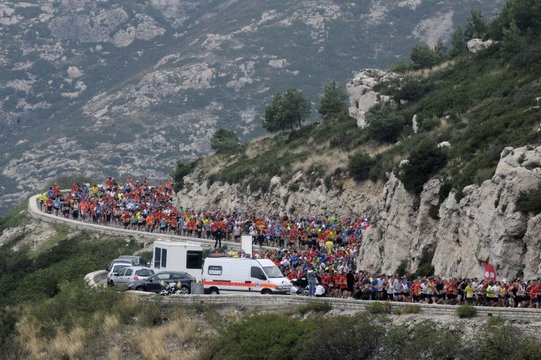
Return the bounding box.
[29,194,541,322]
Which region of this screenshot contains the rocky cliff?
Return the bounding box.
[358,145,541,279]
[174,145,540,279]
[175,173,382,219]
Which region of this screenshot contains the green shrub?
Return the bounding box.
[204,314,315,360]
[383,320,464,359]
[395,260,408,277]
[172,160,193,192]
[210,128,240,153]
[394,78,432,103]
[297,301,331,315]
[469,317,541,360]
[457,304,478,318]
[413,248,435,278]
[394,304,422,315]
[247,175,271,193]
[366,301,392,314]
[348,152,375,182]
[288,182,300,192]
[515,185,541,215]
[367,107,408,143]
[296,313,385,360]
[398,141,448,195]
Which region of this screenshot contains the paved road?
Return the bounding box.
[29,194,541,323]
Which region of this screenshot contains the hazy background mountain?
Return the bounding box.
[0,0,504,214]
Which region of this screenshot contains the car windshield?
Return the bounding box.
[113,264,129,272]
[263,266,284,278]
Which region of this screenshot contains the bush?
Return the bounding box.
[395,260,408,277]
[171,160,193,192]
[297,301,332,315]
[413,248,435,278]
[204,314,314,360]
[348,152,375,182]
[296,313,385,360]
[383,320,464,359]
[366,301,392,314]
[367,108,408,143]
[394,304,421,315]
[210,128,240,153]
[394,78,432,103]
[398,141,448,195]
[457,304,477,318]
[288,182,300,192]
[515,185,541,215]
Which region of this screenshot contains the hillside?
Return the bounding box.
[174,0,541,278]
[0,0,506,215]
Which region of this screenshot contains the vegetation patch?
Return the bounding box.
[515,185,541,215]
[366,301,392,315]
[457,304,478,318]
[297,301,332,315]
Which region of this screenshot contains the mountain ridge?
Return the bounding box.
[0,0,505,214]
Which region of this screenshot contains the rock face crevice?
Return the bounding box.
[358,146,541,279]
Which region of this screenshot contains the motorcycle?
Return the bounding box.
[159,281,180,296]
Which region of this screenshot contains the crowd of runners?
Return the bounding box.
[37,177,541,308]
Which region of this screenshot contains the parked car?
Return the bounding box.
[127,271,195,294]
[109,266,155,289]
[107,260,132,285]
[117,255,148,267]
[106,255,146,271]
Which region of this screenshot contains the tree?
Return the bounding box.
[464,10,487,40]
[434,39,447,59]
[210,128,240,153]
[449,26,468,57]
[263,88,311,132]
[410,44,442,68]
[501,21,527,59]
[317,81,348,118]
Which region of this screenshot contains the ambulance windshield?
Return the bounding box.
[263,266,284,278]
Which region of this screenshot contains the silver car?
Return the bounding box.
[109,266,155,289]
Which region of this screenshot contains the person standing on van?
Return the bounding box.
[307,267,317,297]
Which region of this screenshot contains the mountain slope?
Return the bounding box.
[0,0,505,214]
[173,0,541,278]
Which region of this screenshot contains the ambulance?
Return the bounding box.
[202,257,292,295]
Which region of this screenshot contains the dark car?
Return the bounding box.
[126,271,195,294]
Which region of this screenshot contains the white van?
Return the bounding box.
[202,257,292,295]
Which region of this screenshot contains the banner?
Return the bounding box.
[484,262,497,281]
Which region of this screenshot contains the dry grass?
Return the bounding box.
[134,313,198,360]
[405,59,456,79]
[18,319,87,360]
[103,314,121,333]
[51,326,86,359]
[107,346,123,360]
[291,150,349,176]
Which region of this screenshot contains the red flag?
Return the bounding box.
[484,263,497,281]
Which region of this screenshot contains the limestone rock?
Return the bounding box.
[175,174,382,220]
[467,38,496,54]
[347,69,399,128]
[357,145,541,279]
